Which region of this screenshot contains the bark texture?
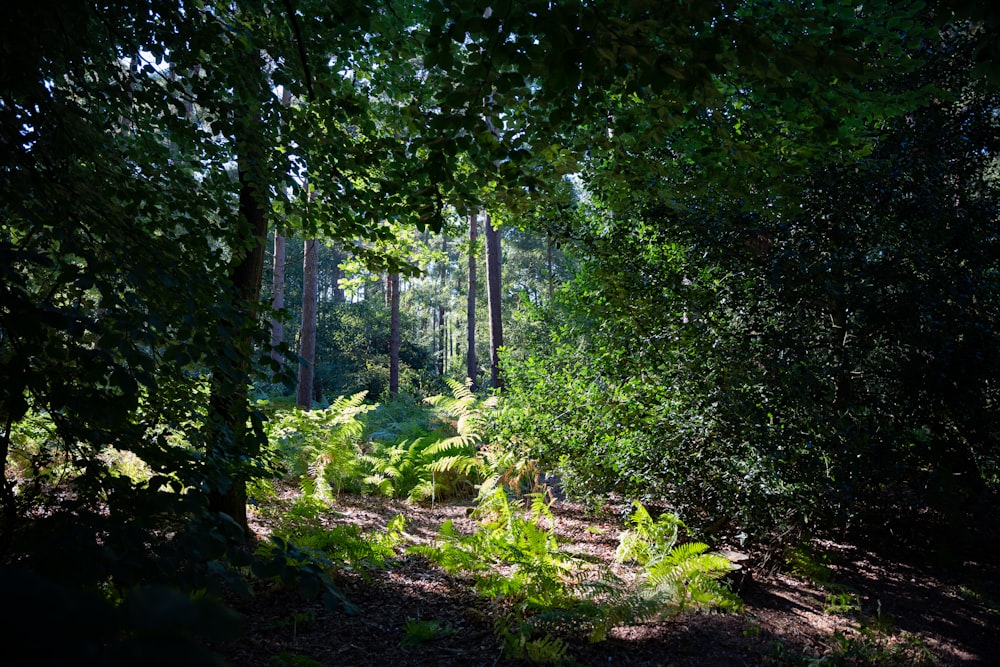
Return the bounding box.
[296,238,318,408]
[484,213,503,391]
[467,213,478,388]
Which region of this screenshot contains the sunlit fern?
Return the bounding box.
[615,501,743,615]
[264,391,373,502]
[361,379,488,502]
[416,491,742,662]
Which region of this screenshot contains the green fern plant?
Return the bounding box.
[615,501,685,564]
[615,501,742,615]
[258,508,406,587]
[361,379,488,502]
[401,618,455,647]
[416,491,742,663]
[264,392,374,502]
[499,621,569,665]
[412,487,578,609]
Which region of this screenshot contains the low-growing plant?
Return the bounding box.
[361,380,486,502]
[415,490,742,663]
[264,392,374,502]
[614,501,742,617]
[499,621,570,665]
[818,626,938,666]
[262,505,406,574]
[615,501,685,565]
[786,543,836,586]
[824,592,861,616]
[412,488,566,602]
[401,618,455,647]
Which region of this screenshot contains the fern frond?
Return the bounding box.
[427,454,480,475]
[423,434,479,457]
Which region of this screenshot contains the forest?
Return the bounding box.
[2,1,1000,665]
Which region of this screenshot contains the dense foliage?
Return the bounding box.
[3,0,998,664]
[496,19,1000,543]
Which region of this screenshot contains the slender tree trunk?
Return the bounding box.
[270,231,286,367]
[467,213,478,388]
[388,272,401,395]
[270,86,293,375]
[484,213,504,390]
[438,232,447,376]
[207,135,269,536]
[329,243,346,303]
[296,238,318,408]
[547,234,555,304]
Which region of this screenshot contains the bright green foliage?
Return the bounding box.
[615,502,741,617]
[361,379,486,501]
[499,627,569,665]
[412,487,582,612]
[1,0,977,661]
[615,501,686,566]
[499,20,1000,546]
[264,392,374,501]
[415,489,740,661]
[640,542,741,616]
[260,505,405,574]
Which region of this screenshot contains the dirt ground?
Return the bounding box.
[216,491,1000,666]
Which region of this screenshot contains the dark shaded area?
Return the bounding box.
[214,494,1000,666]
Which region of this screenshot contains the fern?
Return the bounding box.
[413,487,577,610]
[614,500,684,565]
[262,507,406,575]
[500,624,569,665]
[264,391,373,502]
[359,380,489,502]
[615,502,743,615]
[474,444,543,500]
[416,492,743,664]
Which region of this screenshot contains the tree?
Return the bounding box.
[388,271,401,395]
[495,10,999,542]
[270,231,287,368]
[3,0,944,630]
[438,231,448,376]
[296,238,319,407]
[467,213,480,387]
[1,2,300,648]
[484,213,504,390]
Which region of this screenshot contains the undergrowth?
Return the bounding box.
[256,493,406,578]
[414,488,741,663]
[361,379,494,502]
[263,392,374,501]
[259,383,742,664]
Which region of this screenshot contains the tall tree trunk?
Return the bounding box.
[207,135,269,536]
[388,272,401,395]
[438,232,447,376]
[296,238,318,408]
[547,234,555,305]
[270,231,286,368]
[466,213,478,388]
[484,213,504,391]
[270,86,292,375]
[329,243,346,303]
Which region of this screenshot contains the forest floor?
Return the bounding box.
[217,488,1000,666]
